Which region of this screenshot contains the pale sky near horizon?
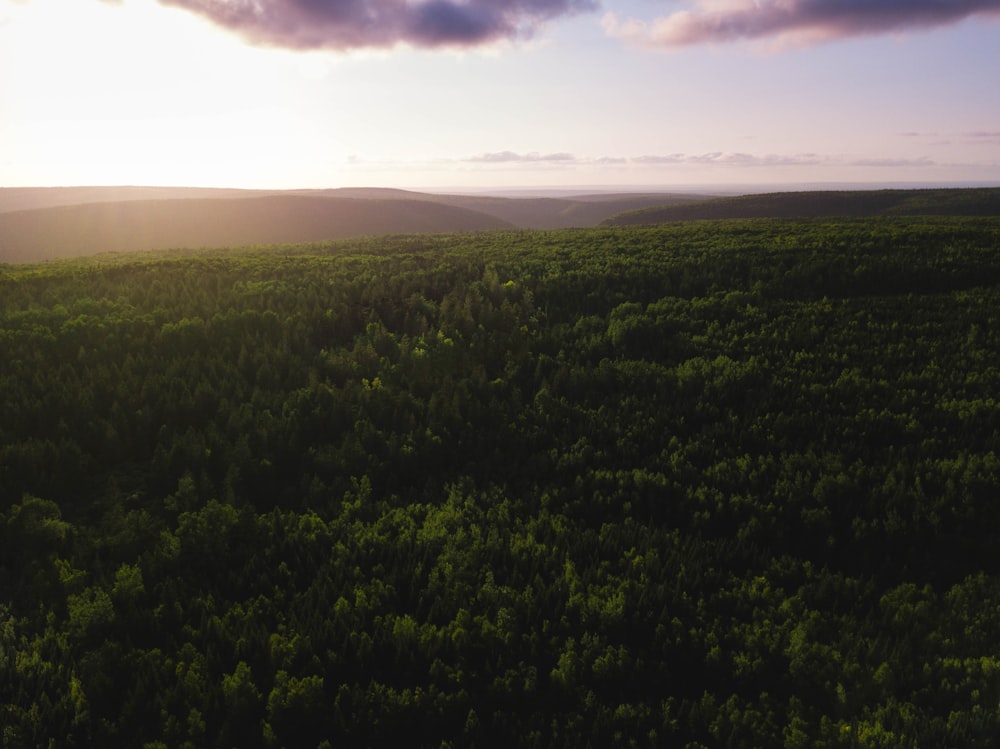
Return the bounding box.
[1,0,999,191]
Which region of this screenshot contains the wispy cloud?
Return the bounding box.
[964,131,1000,144]
[158,0,595,51]
[461,151,941,169]
[899,130,1000,146]
[849,157,936,167]
[464,151,825,168]
[341,149,971,174]
[632,152,824,167]
[604,0,1000,50]
[466,151,578,163]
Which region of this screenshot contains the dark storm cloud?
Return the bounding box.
[604,0,1000,48]
[159,0,596,50]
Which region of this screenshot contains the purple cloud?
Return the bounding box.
[159,0,595,50]
[604,0,1000,49]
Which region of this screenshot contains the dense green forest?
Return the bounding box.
[3,217,1000,747]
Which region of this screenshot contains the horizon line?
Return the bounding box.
[3,179,1000,197]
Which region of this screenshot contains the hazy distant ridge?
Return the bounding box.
[0,195,514,263]
[602,188,1000,225]
[4,186,997,264]
[0,186,267,214]
[0,187,703,263]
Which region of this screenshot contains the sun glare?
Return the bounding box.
[2,0,334,187]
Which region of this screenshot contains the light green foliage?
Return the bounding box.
[111,563,144,601]
[66,587,114,640]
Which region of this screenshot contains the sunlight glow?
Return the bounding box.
[2,0,349,187]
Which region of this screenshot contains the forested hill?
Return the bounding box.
[603,187,1000,225]
[0,195,513,264]
[0,187,701,263]
[4,217,1000,746]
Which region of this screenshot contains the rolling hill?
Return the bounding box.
[5,185,997,263]
[0,186,705,262]
[602,187,1000,225]
[0,186,267,214]
[0,194,514,263]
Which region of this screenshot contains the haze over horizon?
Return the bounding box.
[2,0,999,191]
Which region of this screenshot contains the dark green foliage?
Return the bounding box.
[3,217,1000,747]
[604,187,1000,225]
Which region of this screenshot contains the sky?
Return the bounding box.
[1,0,999,191]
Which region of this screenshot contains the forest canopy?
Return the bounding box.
[3,216,1000,747]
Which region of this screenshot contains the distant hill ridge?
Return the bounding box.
[602,187,1000,225]
[2,186,998,263]
[0,187,702,263]
[0,195,514,264]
